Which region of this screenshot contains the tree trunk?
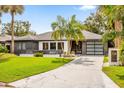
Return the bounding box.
[61,41,64,52]
[11,12,15,53]
[70,40,72,53]
[114,20,123,48]
[67,40,71,54]
[0,13,2,35]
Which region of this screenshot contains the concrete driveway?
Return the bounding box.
[9,56,118,88]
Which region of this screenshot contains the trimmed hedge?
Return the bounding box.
[34,52,43,57]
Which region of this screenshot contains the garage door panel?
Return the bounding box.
[95,52,103,55]
[86,41,104,55]
[95,45,103,48]
[86,45,94,48]
[87,48,95,51]
[87,42,94,44]
[95,42,102,44]
[87,52,95,55]
[94,48,103,51]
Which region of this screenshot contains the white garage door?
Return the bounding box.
[86,41,104,55]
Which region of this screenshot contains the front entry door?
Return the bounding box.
[71,41,82,54]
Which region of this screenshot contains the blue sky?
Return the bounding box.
[2,5,97,34]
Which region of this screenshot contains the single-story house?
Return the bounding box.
[0,30,108,55]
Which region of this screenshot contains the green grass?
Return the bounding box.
[103,56,108,63]
[0,56,72,83]
[103,66,124,87]
[0,53,17,59]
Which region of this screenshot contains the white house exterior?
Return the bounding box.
[0,30,108,55]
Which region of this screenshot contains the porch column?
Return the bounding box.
[39,42,43,50]
[56,42,58,50]
[63,41,68,52]
[48,41,50,50]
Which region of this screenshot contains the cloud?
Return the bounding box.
[79,5,96,10]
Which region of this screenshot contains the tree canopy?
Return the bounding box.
[83,13,107,35]
[2,20,36,36]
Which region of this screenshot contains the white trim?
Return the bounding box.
[56,42,58,50]
[38,41,66,51]
[63,41,68,52]
[39,42,43,50]
[48,42,50,50]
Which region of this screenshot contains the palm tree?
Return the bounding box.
[51,16,66,53]
[98,5,124,48]
[0,5,8,35]
[52,15,84,54]
[65,15,84,54]
[7,5,24,53]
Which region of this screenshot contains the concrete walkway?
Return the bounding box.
[9,56,119,88]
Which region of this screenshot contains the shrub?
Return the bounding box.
[34,52,43,57]
[119,41,124,65]
[63,51,75,57]
[0,44,8,53]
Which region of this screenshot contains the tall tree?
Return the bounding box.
[65,15,84,53]
[98,5,124,48]
[2,20,36,36]
[51,16,66,52]
[51,15,84,54]
[83,13,107,35]
[0,5,8,35]
[7,5,24,53]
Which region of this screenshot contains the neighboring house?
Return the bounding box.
[0,30,108,55]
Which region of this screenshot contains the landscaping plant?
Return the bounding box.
[119,41,124,65]
[0,44,8,53]
[34,52,43,57]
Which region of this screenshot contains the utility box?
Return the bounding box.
[109,48,119,66]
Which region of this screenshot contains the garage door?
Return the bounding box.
[86,41,104,55]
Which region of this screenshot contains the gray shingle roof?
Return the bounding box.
[0,34,11,42]
[82,30,102,40]
[37,32,66,40]
[0,30,102,42]
[37,30,102,40]
[14,35,37,41]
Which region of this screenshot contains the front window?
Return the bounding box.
[18,43,21,50]
[17,42,26,50]
[43,43,48,50]
[50,42,56,50]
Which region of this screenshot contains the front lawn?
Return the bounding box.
[103,66,124,88]
[0,56,72,83]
